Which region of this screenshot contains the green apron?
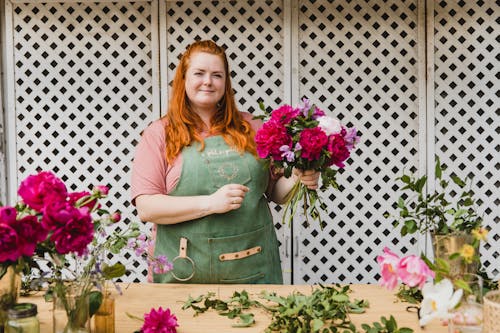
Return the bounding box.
[153,136,283,284]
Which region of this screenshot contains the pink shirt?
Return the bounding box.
[131,112,263,205]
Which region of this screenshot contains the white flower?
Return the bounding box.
[419,278,463,326]
[317,116,341,135]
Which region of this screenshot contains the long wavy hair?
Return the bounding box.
[163,40,256,164]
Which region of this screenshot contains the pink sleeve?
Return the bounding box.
[130,120,168,205]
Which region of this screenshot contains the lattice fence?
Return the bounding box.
[433,0,499,278]
[294,0,421,284]
[10,1,156,282]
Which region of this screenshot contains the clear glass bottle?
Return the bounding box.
[5,303,39,333]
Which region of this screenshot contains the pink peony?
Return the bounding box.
[397,255,435,289]
[255,121,292,160]
[327,133,350,168]
[270,104,299,124]
[377,247,400,290]
[10,215,48,257]
[298,127,328,161]
[141,307,178,333]
[50,207,94,255]
[17,171,68,212]
[42,200,80,231]
[0,224,20,262]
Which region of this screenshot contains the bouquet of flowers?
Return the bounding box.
[1,170,173,332]
[254,98,360,226]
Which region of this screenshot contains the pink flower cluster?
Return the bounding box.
[255,99,359,169]
[377,247,435,290]
[141,307,178,333]
[0,171,117,264]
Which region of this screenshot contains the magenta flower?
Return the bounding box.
[42,200,80,231]
[270,104,299,124]
[93,185,109,196]
[17,171,68,212]
[11,215,48,257]
[50,207,94,255]
[0,224,20,262]
[141,307,178,333]
[0,206,17,224]
[255,121,292,160]
[68,190,99,210]
[298,127,328,161]
[377,247,400,290]
[111,211,121,223]
[327,134,350,168]
[397,255,435,289]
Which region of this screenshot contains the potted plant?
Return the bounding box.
[392,157,487,278]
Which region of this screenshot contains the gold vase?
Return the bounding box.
[0,266,21,333]
[432,232,478,278]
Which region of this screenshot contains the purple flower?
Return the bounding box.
[298,98,312,116]
[141,307,178,333]
[150,255,174,274]
[343,127,360,150]
[279,145,295,162]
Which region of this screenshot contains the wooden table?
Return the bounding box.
[20,283,447,332]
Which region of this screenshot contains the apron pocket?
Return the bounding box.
[208,226,268,283]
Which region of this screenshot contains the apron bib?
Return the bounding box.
[153,136,283,284]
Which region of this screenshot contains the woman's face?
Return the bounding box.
[185,52,226,114]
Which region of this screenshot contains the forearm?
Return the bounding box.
[135,194,212,225]
[269,174,299,204]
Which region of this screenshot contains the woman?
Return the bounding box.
[131,40,319,284]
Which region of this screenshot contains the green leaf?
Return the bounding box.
[102,263,127,279]
[451,175,466,187]
[312,318,324,331]
[232,313,255,327]
[89,290,103,318]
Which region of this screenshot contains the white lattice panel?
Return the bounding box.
[164,0,290,281]
[433,0,500,278]
[10,1,157,282]
[295,0,421,284]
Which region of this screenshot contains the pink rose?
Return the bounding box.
[327,134,350,168]
[298,127,328,161]
[397,255,435,289]
[0,224,20,262]
[11,215,48,257]
[0,206,17,225]
[93,185,109,196]
[255,121,292,160]
[377,247,400,290]
[18,171,68,211]
[270,105,299,125]
[50,207,94,255]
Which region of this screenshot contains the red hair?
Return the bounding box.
[163,40,256,164]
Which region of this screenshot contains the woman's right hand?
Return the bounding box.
[209,184,249,213]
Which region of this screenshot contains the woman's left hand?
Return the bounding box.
[293,169,320,190]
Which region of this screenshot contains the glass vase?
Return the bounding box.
[432,232,478,278]
[92,292,114,333]
[0,267,21,333]
[448,273,483,333]
[53,283,90,333]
